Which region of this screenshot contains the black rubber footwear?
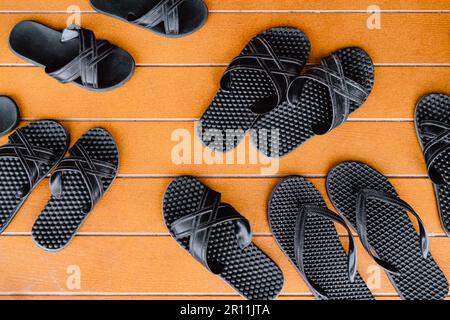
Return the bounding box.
[0,96,20,138]
[9,21,135,92]
[0,120,69,233]
[252,47,374,158]
[415,93,450,236]
[90,0,208,38]
[198,27,311,153]
[163,176,284,300]
[327,161,449,300]
[268,176,374,300]
[32,128,119,251]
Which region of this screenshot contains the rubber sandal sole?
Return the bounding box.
[268,175,374,300]
[198,27,311,153]
[327,161,449,300]
[90,0,208,38]
[0,96,20,138]
[163,176,284,300]
[32,128,120,252]
[415,93,450,235]
[0,120,69,234]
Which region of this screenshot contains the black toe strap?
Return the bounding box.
[288,54,369,135]
[0,129,55,197]
[170,188,252,274]
[220,35,303,115]
[49,142,118,213]
[47,25,115,89]
[356,189,429,274]
[419,120,450,185]
[132,0,185,35]
[294,204,357,300]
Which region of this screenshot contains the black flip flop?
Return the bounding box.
[269,176,374,300]
[9,21,135,92]
[252,47,374,157]
[198,27,311,153]
[415,93,450,236]
[163,176,284,300]
[0,96,20,138]
[327,161,449,300]
[0,120,69,233]
[90,0,208,38]
[32,128,119,251]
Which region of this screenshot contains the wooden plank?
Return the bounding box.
[1,66,448,120]
[0,121,428,176]
[0,13,449,64]
[7,178,445,235]
[0,236,447,295]
[1,0,449,11]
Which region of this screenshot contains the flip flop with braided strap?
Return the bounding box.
[198,27,311,153]
[9,21,135,92]
[90,0,208,37]
[32,128,119,251]
[269,175,374,300]
[163,176,284,300]
[415,93,450,236]
[252,47,374,158]
[0,120,69,234]
[327,161,449,300]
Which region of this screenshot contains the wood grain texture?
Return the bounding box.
[5,177,446,235]
[1,0,449,11]
[0,121,429,176]
[0,236,447,296]
[0,13,449,65]
[0,66,448,120]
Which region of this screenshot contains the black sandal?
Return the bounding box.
[415,93,450,235]
[327,161,449,300]
[252,47,374,157]
[32,128,119,251]
[163,176,284,300]
[0,120,69,233]
[269,176,374,300]
[0,96,20,138]
[198,27,310,153]
[9,21,135,92]
[90,0,208,37]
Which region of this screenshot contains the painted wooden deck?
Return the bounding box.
[0,0,449,300]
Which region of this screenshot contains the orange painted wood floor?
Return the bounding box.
[0,0,449,300]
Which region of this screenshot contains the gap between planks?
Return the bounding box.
[0,10,449,14]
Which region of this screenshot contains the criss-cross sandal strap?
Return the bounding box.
[46,25,115,89]
[170,188,252,274]
[220,35,303,114]
[288,54,370,135]
[418,120,450,185]
[356,188,429,274]
[0,129,55,195]
[133,0,186,35]
[294,204,357,300]
[49,142,118,213]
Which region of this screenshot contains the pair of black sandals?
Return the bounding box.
[163,160,449,300]
[8,0,208,92]
[198,27,375,157]
[0,121,119,252]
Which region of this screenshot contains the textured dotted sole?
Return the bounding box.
[327,161,449,300]
[415,93,450,235]
[198,27,311,153]
[0,120,69,233]
[163,176,284,300]
[268,176,373,300]
[252,47,375,158]
[32,128,119,251]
